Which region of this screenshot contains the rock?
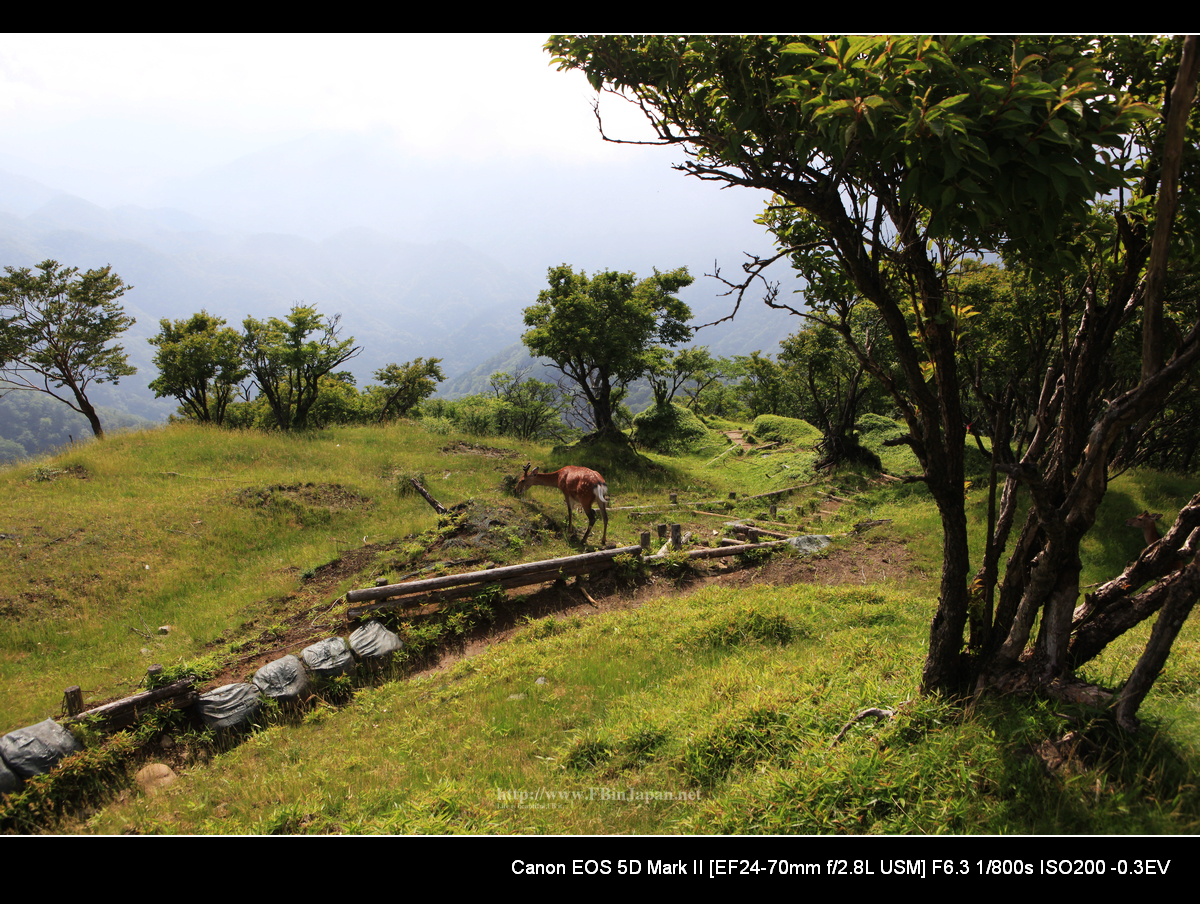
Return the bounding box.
[135,763,177,794]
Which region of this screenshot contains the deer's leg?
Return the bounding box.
[581,505,596,544]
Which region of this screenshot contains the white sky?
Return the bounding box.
[0,33,656,183]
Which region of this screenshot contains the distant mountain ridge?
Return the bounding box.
[0,149,802,455]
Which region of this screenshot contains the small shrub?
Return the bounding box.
[563,735,615,771]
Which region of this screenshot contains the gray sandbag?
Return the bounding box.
[197,683,262,731]
[253,655,310,700]
[0,718,83,778]
[302,637,355,679]
[349,620,403,660]
[786,534,832,554]
[0,755,17,794]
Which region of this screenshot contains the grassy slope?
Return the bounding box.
[2,417,1199,834]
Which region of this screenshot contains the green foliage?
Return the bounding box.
[550,36,1152,251]
[645,346,716,408]
[0,259,136,438]
[630,402,713,454]
[563,735,616,770]
[371,358,446,422]
[522,264,693,434]
[734,352,798,418]
[749,415,822,448]
[687,605,802,649]
[488,371,566,440]
[0,731,136,832]
[241,305,360,431]
[148,311,247,425]
[148,654,222,689]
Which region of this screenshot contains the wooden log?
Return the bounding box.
[410,479,449,515]
[727,522,793,540]
[64,678,199,729]
[670,524,682,549]
[346,546,643,603]
[347,557,629,618]
[646,539,794,561]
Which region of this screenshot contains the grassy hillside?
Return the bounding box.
[1,417,1198,834]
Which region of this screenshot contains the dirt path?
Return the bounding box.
[723,430,754,450]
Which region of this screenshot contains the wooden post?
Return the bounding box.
[670,524,682,550]
[63,686,83,716]
[729,492,737,500]
[770,503,777,518]
[640,531,651,552]
[669,493,678,504]
[147,664,163,684]
[657,523,667,539]
[749,529,760,544]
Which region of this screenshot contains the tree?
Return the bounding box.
[0,259,136,438]
[371,358,445,423]
[489,370,566,440]
[522,264,694,437]
[148,311,247,425]
[548,34,1200,725]
[778,305,894,470]
[241,304,361,431]
[645,346,716,409]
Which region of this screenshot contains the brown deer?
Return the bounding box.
[1126,511,1185,573]
[516,462,609,546]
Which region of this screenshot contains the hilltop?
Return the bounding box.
[1,417,1198,834]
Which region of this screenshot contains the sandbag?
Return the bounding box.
[197,683,262,731]
[349,621,403,660]
[0,752,21,793]
[0,718,83,778]
[253,655,310,700]
[302,637,355,678]
[786,534,832,554]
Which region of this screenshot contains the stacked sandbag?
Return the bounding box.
[0,718,83,786]
[302,637,355,679]
[349,620,403,661]
[197,683,262,731]
[252,654,310,701]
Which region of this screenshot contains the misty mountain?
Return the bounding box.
[0,134,804,456]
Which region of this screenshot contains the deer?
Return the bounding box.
[1126,511,1185,574]
[516,462,609,546]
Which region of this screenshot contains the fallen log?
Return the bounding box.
[410,479,449,515]
[726,521,792,540]
[346,545,643,604]
[346,557,633,617]
[646,539,794,561]
[63,678,198,731]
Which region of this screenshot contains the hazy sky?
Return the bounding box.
[0,34,666,192]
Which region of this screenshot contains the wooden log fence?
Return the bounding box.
[345,545,644,618]
[63,677,199,732]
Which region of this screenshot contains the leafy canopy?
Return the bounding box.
[241,304,360,431]
[0,259,136,438]
[522,264,693,433]
[148,311,247,425]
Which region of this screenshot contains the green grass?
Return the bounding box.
[2,418,1199,834]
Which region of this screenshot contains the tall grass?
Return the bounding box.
[3,416,1198,834]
